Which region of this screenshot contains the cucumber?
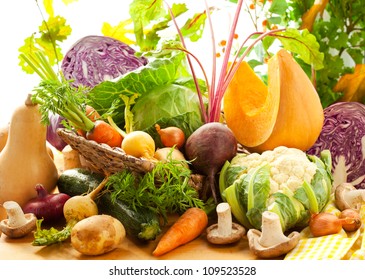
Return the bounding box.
[57,168,161,241]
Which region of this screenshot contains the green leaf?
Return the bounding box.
[87,50,186,127]
[101,19,136,46]
[275,28,324,70]
[18,13,71,74]
[269,0,289,15]
[180,11,207,42]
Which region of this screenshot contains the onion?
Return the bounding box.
[22,184,71,223]
[339,209,362,232]
[309,212,342,237]
[154,147,188,168]
[309,210,362,237]
[185,122,237,202]
[155,124,185,149]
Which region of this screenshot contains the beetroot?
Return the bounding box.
[185,122,237,202]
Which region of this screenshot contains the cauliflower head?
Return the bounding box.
[231,146,317,194]
[220,146,333,232]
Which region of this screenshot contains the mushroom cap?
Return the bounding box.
[0,213,37,238]
[247,229,300,259]
[206,222,246,245]
[335,183,358,211]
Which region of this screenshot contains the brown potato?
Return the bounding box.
[71,214,126,256]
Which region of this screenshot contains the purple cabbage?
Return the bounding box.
[307,102,365,189]
[61,35,148,88]
[47,113,67,151]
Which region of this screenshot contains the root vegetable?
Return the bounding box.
[155,124,185,149]
[152,207,208,257]
[339,209,362,232]
[309,212,342,237]
[121,130,156,160]
[185,122,237,202]
[71,214,126,256]
[309,211,361,237]
[86,120,123,148]
[63,177,108,224]
[22,184,70,223]
[154,147,188,168]
[32,177,109,246]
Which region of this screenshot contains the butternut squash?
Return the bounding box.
[0,94,59,220]
[224,49,324,153]
[223,61,280,147]
[0,124,9,152]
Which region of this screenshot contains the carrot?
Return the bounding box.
[85,105,100,121]
[152,207,208,257]
[86,120,123,147]
[77,105,101,137]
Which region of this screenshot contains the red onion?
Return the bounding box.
[23,184,71,223]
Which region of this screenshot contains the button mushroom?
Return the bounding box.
[0,201,37,238]
[335,183,365,211]
[206,202,246,245]
[247,211,300,259]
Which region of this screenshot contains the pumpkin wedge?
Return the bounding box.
[223,61,280,147]
[251,49,324,153]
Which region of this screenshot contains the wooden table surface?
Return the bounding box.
[0,146,263,260]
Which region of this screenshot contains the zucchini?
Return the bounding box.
[57,168,161,241]
[57,168,105,196]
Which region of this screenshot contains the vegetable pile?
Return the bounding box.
[4,0,365,260]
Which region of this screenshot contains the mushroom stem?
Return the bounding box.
[217,202,232,236]
[258,211,289,248]
[3,201,28,227]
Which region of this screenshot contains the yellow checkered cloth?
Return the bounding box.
[284,200,365,260]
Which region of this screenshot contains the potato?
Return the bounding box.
[71,214,126,256]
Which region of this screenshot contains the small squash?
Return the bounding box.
[0,94,59,220]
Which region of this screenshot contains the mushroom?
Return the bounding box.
[247,211,300,259]
[206,202,245,245]
[0,201,37,238]
[335,183,365,211]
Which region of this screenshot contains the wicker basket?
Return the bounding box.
[57,128,205,191]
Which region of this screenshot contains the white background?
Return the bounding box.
[0,0,248,127]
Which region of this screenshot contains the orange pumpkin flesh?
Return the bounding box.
[223,49,324,154]
[250,49,324,153]
[223,61,280,147]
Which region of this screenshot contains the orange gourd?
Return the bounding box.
[224,49,324,153]
[223,61,280,147]
[0,94,59,220]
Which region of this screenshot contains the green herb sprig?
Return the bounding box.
[106,153,211,223]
